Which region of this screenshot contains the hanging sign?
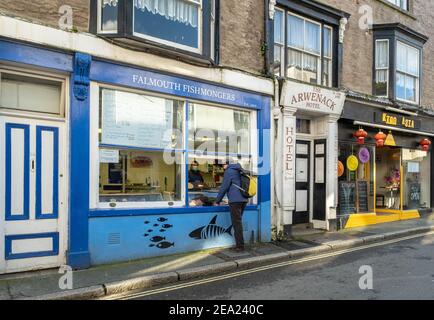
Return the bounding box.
[374,112,421,130]
[347,155,359,172]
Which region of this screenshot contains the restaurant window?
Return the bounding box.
[92,0,217,60]
[402,149,430,210]
[273,9,334,87]
[93,86,257,209]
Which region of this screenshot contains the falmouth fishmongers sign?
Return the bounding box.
[280,81,346,115]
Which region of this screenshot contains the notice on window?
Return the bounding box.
[407,161,420,173]
[101,89,175,149]
[99,149,120,164]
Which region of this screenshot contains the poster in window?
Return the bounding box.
[101,90,175,150]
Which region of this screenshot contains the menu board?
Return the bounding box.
[357,181,369,213]
[339,181,356,215]
[408,182,421,209]
[101,89,175,149]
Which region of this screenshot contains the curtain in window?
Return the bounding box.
[134,0,199,28]
[376,41,388,68]
[305,21,320,54]
[303,54,318,73]
[288,15,304,49]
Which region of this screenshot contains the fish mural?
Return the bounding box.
[143,218,175,250]
[151,236,166,243]
[189,216,233,240]
[157,242,175,249]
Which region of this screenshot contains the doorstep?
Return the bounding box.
[343,209,421,229]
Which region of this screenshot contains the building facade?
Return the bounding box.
[0,0,273,274]
[269,0,434,235]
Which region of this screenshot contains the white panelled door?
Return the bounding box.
[0,116,66,274]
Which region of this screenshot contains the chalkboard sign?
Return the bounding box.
[339,181,356,215]
[408,182,421,209]
[357,181,369,213]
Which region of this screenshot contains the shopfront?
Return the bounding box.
[338,99,434,229]
[275,80,346,231]
[0,39,272,272]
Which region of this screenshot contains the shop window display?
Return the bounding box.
[402,149,430,210]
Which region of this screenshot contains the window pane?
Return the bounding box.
[100,88,184,150]
[287,49,303,81]
[323,27,332,58]
[296,119,311,134]
[188,104,251,155]
[0,73,62,115]
[405,75,417,102]
[133,0,200,50]
[403,149,430,210]
[188,155,254,206]
[274,44,284,77]
[322,58,332,87]
[396,72,406,100]
[274,10,284,44]
[101,0,118,32]
[305,21,320,54]
[303,53,319,84]
[376,40,389,68]
[99,149,183,203]
[397,42,407,72]
[288,14,304,49]
[407,46,419,76]
[375,70,388,96]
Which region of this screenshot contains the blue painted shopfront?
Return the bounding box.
[0,39,271,269]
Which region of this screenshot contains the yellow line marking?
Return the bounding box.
[103,231,434,300]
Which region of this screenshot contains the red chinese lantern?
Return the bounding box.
[420,138,431,151]
[375,131,387,147]
[354,128,368,145]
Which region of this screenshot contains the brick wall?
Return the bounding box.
[317,0,434,108]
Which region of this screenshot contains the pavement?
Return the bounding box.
[1,212,434,300]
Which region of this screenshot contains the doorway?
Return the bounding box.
[294,141,310,224]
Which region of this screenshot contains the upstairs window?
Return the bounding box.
[373,24,426,105]
[273,9,335,87]
[386,0,409,11]
[92,0,217,62]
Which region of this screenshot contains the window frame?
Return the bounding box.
[395,40,420,104]
[374,39,390,98]
[90,0,218,64]
[385,0,409,11]
[272,6,336,88]
[89,82,258,210]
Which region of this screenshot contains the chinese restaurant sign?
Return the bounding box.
[374,112,421,130]
[280,81,346,115]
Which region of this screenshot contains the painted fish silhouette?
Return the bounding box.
[147,229,153,233]
[153,224,159,227]
[151,236,166,243]
[149,244,155,247]
[189,216,232,240]
[158,218,168,222]
[162,224,173,229]
[143,234,149,237]
[157,241,175,249]
[159,229,166,233]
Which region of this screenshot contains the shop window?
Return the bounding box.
[188,103,255,206]
[402,149,430,210]
[92,0,218,62]
[92,86,257,209]
[0,71,64,116]
[271,4,345,88]
[373,24,426,105]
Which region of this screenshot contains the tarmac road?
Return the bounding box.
[120,233,434,300]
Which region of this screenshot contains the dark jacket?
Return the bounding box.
[188,170,204,184]
[215,164,248,204]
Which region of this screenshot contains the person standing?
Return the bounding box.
[214,160,248,252]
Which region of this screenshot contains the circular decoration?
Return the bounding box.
[347,155,359,172]
[358,147,370,164]
[338,161,345,177]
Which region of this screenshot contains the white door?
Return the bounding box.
[0,116,67,274]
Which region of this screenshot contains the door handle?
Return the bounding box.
[31,158,35,173]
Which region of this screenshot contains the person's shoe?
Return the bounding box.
[233,246,245,253]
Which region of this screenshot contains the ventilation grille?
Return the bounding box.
[107,233,121,245]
